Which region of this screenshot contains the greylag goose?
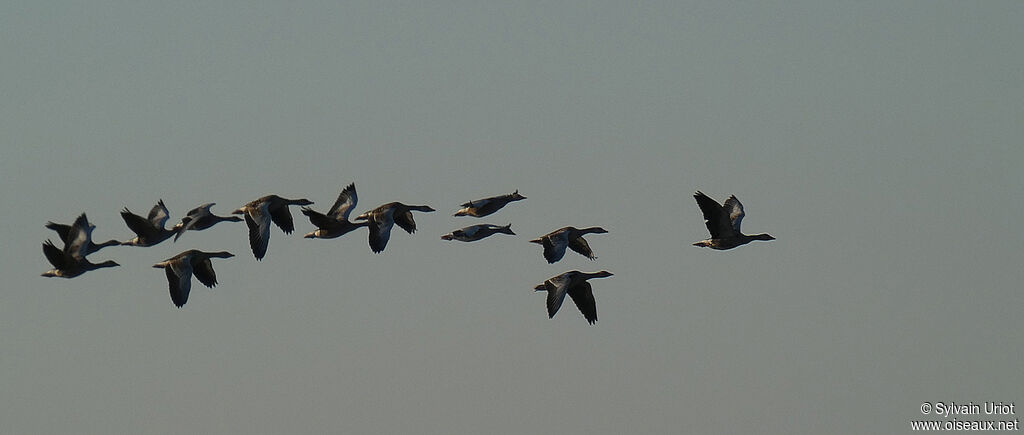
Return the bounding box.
[302,183,368,239]
[153,250,234,308]
[534,270,613,325]
[172,203,242,242]
[354,202,435,253]
[453,190,526,217]
[441,224,515,242]
[121,200,175,247]
[41,214,119,278]
[529,226,607,263]
[232,195,313,260]
[45,213,120,255]
[692,191,774,250]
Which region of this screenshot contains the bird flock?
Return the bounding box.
[41,188,773,324]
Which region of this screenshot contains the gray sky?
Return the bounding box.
[2,1,1021,433]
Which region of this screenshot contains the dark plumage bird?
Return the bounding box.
[441,223,515,242]
[172,203,243,242]
[302,183,368,239]
[45,213,120,256]
[692,191,774,250]
[529,226,608,263]
[232,195,313,260]
[41,214,119,278]
[121,200,175,247]
[153,250,234,308]
[534,270,613,325]
[354,202,435,253]
[453,190,526,217]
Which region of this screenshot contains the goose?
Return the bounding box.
[534,270,613,325]
[529,226,608,263]
[153,250,234,308]
[232,195,313,260]
[121,200,176,247]
[41,214,119,278]
[354,202,435,253]
[692,191,774,250]
[172,203,242,242]
[302,183,368,239]
[453,190,526,217]
[45,213,120,256]
[441,224,515,242]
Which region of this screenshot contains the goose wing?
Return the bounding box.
[42,240,72,269]
[567,280,597,324]
[190,255,219,288]
[541,232,569,263]
[121,208,155,238]
[542,273,572,319]
[165,260,194,308]
[64,214,93,259]
[148,200,170,229]
[567,236,596,260]
[328,183,359,220]
[722,195,746,234]
[393,207,418,234]
[45,222,73,245]
[367,216,394,253]
[302,207,335,228]
[244,207,272,260]
[693,191,735,238]
[268,203,296,234]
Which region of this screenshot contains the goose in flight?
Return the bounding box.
[453,190,526,217]
[41,214,119,278]
[354,202,435,253]
[302,183,368,239]
[172,203,242,242]
[692,191,774,250]
[529,226,607,263]
[233,195,313,260]
[121,200,175,247]
[45,213,120,256]
[534,270,613,325]
[441,223,514,242]
[153,250,234,308]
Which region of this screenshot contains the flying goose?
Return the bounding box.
[302,183,369,239]
[41,214,119,278]
[692,191,774,250]
[529,226,608,263]
[354,202,435,253]
[441,223,515,242]
[153,250,234,308]
[232,195,313,260]
[172,203,243,242]
[121,200,176,247]
[45,213,120,256]
[453,190,526,217]
[534,270,614,325]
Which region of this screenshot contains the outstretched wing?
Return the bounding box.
[543,273,572,319]
[567,281,597,324]
[722,195,746,234]
[693,191,734,238]
[244,209,272,260]
[148,200,170,229]
[393,208,417,234]
[328,183,359,220]
[541,232,569,264]
[121,208,155,238]
[567,236,596,260]
[42,240,71,269]
[191,256,219,288]
[268,204,296,234]
[368,219,394,253]
[165,261,194,308]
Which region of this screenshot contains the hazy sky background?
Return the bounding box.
[2,1,1021,433]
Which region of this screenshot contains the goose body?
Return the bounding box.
[302,183,369,239]
[529,226,608,263]
[153,250,234,308]
[354,202,435,253]
[692,191,774,250]
[172,203,242,242]
[441,224,515,242]
[121,200,175,247]
[41,214,119,278]
[534,270,613,324]
[233,195,313,260]
[453,190,526,217]
[45,213,120,256]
